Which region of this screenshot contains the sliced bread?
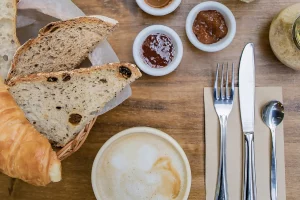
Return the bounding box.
[0,0,20,80]
[8,63,142,146]
[7,16,118,80]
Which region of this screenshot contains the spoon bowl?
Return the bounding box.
[262,100,284,130]
[262,100,284,200]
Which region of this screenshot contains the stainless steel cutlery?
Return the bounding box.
[213,43,283,199]
[262,101,285,200]
[214,63,235,200]
[239,43,257,200]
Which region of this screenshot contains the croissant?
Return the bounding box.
[0,81,61,186]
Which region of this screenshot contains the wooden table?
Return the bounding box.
[1,0,300,199]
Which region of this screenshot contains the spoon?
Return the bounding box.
[292,15,300,50]
[262,101,284,200]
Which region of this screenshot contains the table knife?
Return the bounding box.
[239,43,257,200]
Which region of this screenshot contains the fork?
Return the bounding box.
[214,63,235,200]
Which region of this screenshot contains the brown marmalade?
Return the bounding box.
[141,33,175,68]
[193,10,228,44]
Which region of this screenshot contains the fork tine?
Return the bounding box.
[214,64,220,100]
[225,62,229,99]
[231,63,235,99]
[221,64,225,99]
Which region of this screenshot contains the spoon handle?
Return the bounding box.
[271,129,277,200]
[243,132,257,200]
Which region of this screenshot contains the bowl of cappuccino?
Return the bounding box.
[91,127,192,200]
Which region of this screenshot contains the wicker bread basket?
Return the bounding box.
[56,117,97,161]
[14,1,118,162]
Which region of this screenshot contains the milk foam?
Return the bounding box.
[96,133,187,200]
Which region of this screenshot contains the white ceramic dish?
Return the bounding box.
[136,0,181,16]
[186,1,236,52]
[133,25,183,76]
[91,127,192,200]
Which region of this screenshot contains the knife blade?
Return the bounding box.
[239,43,255,133]
[239,43,257,200]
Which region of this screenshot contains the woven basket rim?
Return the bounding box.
[56,117,97,161]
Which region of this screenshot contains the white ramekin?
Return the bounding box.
[136,0,181,16]
[133,25,183,76]
[186,1,236,52]
[91,127,192,200]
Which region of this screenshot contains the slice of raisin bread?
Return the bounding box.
[7,16,118,80]
[8,63,142,146]
[0,0,20,80]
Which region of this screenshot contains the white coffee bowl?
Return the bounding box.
[91,127,192,200]
[186,1,236,52]
[136,0,181,16]
[133,25,183,76]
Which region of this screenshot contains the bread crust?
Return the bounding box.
[8,63,141,86]
[0,0,20,80]
[8,16,119,80]
[13,0,20,45]
[8,62,142,146]
[1,0,20,45]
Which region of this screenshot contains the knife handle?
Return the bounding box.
[243,133,257,200]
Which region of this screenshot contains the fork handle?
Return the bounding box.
[243,132,257,200]
[215,116,228,200]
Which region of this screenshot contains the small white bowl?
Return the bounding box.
[136,0,181,16]
[133,25,183,76]
[186,1,236,52]
[91,127,192,200]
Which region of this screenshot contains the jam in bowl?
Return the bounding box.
[133,25,183,76]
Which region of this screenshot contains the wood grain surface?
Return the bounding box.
[1,0,300,199]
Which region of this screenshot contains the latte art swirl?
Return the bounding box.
[95,133,188,200]
[151,157,181,198]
